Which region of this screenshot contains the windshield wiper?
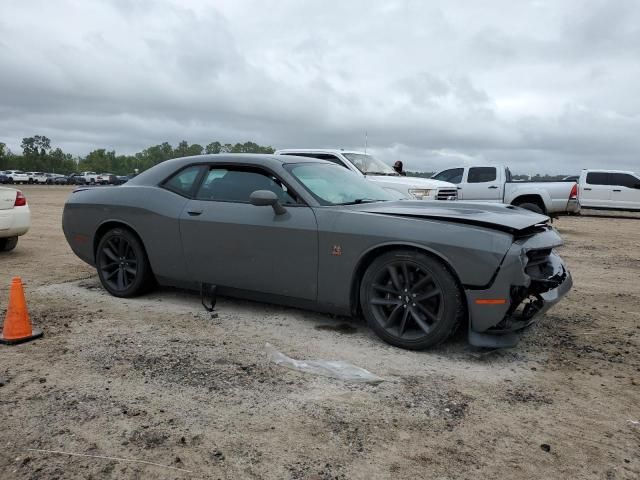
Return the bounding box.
[337,198,386,205]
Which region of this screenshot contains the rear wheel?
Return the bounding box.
[360,250,463,350]
[96,228,152,297]
[0,236,18,252]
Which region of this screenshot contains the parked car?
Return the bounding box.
[0,173,9,184]
[115,175,131,185]
[275,149,458,201]
[0,187,30,251]
[99,173,117,185]
[63,154,572,350]
[55,176,69,185]
[431,165,580,215]
[67,173,88,185]
[30,172,49,184]
[4,170,30,184]
[81,171,101,184]
[578,169,640,211]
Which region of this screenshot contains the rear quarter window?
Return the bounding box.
[162,165,204,197]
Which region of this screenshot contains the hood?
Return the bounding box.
[366,175,456,189]
[354,200,549,232]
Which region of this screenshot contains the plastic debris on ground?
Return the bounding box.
[265,343,383,384]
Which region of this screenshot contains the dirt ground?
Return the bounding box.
[1,185,638,479]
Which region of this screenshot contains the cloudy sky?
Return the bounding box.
[1,0,639,174]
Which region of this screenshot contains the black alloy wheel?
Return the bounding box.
[96,228,152,297]
[361,250,463,350]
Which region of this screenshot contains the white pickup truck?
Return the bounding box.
[275,149,458,201]
[81,171,102,184]
[431,165,580,215]
[578,169,640,211]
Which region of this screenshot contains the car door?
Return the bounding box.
[179,165,319,300]
[432,168,465,199]
[609,172,640,210]
[462,167,503,201]
[581,172,611,208]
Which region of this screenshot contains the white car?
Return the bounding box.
[0,187,31,251]
[3,170,30,184]
[579,169,640,211]
[275,149,458,200]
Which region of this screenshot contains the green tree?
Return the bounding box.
[205,141,222,154]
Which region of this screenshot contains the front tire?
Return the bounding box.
[360,250,463,350]
[96,228,153,297]
[0,236,18,252]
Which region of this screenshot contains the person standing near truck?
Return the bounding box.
[393,160,406,176]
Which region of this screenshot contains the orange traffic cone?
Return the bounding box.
[0,277,43,344]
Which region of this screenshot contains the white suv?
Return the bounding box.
[275,149,457,201]
[4,170,30,184]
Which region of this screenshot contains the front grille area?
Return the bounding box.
[436,188,458,200]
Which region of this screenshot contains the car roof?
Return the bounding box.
[126,153,331,186]
[275,148,367,155]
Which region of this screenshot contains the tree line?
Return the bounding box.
[1,135,570,179]
[0,136,275,175]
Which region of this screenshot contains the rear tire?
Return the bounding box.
[0,236,18,252]
[96,228,153,297]
[514,202,544,214]
[360,250,463,350]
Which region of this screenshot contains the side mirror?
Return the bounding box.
[249,190,287,215]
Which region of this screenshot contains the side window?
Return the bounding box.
[162,165,204,197]
[610,173,639,188]
[432,168,464,183]
[468,167,497,183]
[586,172,609,185]
[195,168,297,204]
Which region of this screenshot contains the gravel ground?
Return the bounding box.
[0,186,639,479]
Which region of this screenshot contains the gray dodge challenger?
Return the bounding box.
[62,154,572,349]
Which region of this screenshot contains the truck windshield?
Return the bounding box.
[286,163,397,206]
[342,153,398,176]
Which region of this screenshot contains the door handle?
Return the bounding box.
[488,186,499,189]
[583,188,592,191]
[187,210,203,216]
[457,187,462,190]
[613,189,621,192]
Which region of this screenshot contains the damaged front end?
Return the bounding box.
[466,224,573,348]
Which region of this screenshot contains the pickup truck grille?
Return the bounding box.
[436,188,458,201]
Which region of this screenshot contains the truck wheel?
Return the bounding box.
[515,202,544,214]
[0,237,19,252]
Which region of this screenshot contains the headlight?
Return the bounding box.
[408,189,433,200]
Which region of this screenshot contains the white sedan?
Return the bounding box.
[0,187,31,251]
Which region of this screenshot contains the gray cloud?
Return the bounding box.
[1,0,639,174]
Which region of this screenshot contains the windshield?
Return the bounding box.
[342,153,398,175]
[287,163,397,205]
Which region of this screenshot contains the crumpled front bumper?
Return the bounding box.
[465,227,573,348]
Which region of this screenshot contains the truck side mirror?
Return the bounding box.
[249,190,287,215]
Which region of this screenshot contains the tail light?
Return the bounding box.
[569,183,578,200]
[15,191,27,207]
